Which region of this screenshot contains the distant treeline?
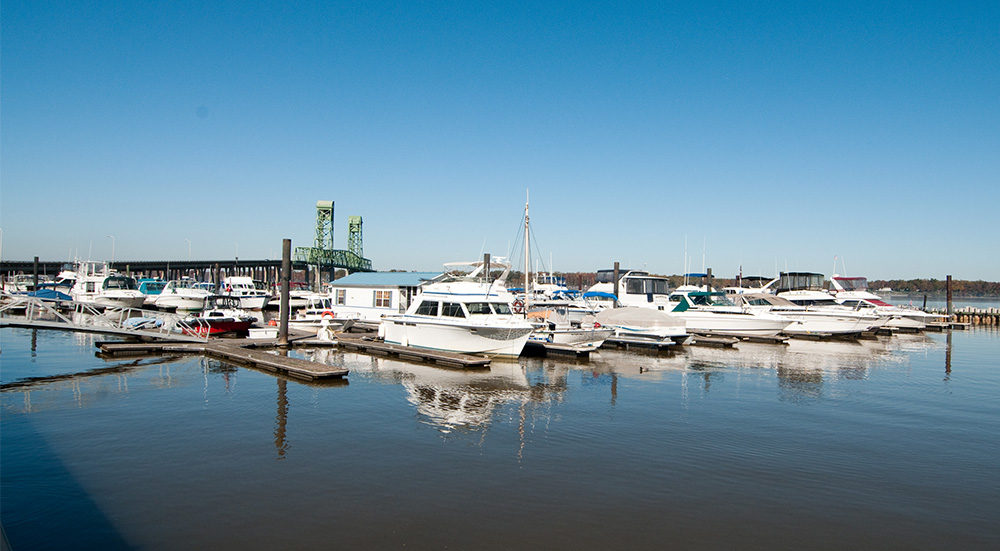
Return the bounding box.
[867,279,999,297]
[513,272,999,297]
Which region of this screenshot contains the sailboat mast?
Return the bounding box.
[524,191,530,313]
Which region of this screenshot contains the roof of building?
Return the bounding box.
[329,271,443,288]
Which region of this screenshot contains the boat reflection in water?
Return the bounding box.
[341,352,572,436]
[582,332,942,402]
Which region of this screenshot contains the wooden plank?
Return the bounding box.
[205,343,348,379]
[337,337,491,368]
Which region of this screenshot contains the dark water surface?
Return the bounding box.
[2,327,998,550]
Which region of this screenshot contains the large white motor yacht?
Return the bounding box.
[379,259,535,357]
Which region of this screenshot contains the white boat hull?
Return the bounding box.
[155,294,207,311]
[528,327,613,349]
[381,316,533,357]
[92,293,146,310]
[675,311,791,336]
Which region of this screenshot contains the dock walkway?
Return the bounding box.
[97,339,349,380]
[336,336,491,368]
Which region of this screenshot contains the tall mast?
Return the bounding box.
[524,190,530,313]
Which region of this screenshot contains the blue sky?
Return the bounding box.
[2,1,997,281]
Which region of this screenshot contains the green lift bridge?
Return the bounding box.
[293,201,374,277]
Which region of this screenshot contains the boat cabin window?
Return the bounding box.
[414,301,439,316]
[789,298,836,307]
[493,303,513,315]
[467,302,493,315]
[104,277,138,290]
[441,302,466,318]
[625,277,670,295]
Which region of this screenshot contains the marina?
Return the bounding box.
[1,324,997,550]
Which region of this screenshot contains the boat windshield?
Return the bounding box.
[103,276,138,290]
[834,277,868,291]
[625,277,670,295]
[141,281,166,293]
[689,293,736,307]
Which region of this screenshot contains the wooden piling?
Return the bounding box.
[278,239,291,346]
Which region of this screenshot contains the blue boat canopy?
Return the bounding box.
[583,291,618,300]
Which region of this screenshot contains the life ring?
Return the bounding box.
[512,299,525,314]
[268,319,278,326]
[321,310,335,319]
[593,322,602,329]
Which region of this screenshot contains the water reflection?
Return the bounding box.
[346,354,568,437]
[275,379,289,458]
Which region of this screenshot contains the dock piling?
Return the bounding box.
[278,239,291,346]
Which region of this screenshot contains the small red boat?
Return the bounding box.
[182,296,257,336]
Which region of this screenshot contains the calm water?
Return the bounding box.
[2,326,998,550]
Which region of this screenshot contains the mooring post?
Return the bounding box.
[33,256,39,291]
[946,275,953,319]
[483,253,491,284]
[613,261,620,302]
[706,267,713,291]
[278,239,291,346]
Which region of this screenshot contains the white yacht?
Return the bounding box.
[830,275,947,328]
[593,306,689,345]
[667,290,794,337]
[734,293,880,337]
[154,278,214,311]
[587,269,788,337]
[525,306,613,349]
[379,259,535,357]
[220,276,271,310]
[69,261,146,309]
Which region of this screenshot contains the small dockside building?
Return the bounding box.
[326,272,442,323]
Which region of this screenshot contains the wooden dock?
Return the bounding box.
[523,340,596,358]
[96,340,349,381]
[336,336,491,368]
[688,335,739,348]
[603,335,678,351]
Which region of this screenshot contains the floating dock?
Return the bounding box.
[96,339,349,381]
[522,340,597,358]
[602,335,678,351]
[336,336,491,368]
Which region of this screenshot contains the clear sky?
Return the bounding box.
[2,1,997,281]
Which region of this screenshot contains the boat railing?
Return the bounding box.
[0,293,210,342]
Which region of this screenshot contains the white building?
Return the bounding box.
[326,272,443,323]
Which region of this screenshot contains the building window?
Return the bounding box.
[374,290,392,308]
[336,289,346,305]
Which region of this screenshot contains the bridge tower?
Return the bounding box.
[347,216,363,259]
[314,200,335,251]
